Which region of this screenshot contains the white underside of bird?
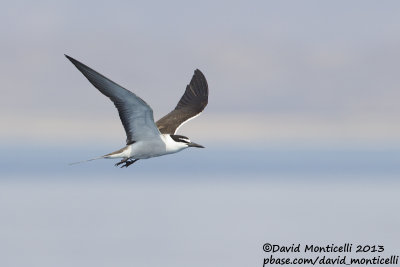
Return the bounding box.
[104,134,188,160]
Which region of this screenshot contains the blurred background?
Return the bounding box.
[0,1,399,266]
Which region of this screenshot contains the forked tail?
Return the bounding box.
[69,156,104,166]
[69,146,128,166]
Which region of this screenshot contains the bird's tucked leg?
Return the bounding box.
[115,158,129,167]
[118,158,139,168]
[122,158,139,168]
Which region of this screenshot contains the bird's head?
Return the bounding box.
[169,134,204,149]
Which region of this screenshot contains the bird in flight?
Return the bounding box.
[66,55,208,168]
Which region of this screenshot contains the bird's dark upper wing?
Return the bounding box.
[65,55,161,144]
[156,69,208,134]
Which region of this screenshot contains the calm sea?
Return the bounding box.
[0,144,399,267]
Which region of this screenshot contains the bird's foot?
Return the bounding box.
[116,159,139,168]
[121,159,139,168]
[115,159,128,167]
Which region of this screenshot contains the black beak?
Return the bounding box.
[188,142,204,148]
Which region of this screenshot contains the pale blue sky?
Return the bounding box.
[1,0,400,145]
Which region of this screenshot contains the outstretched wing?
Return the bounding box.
[156,69,208,134]
[66,55,161,144]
